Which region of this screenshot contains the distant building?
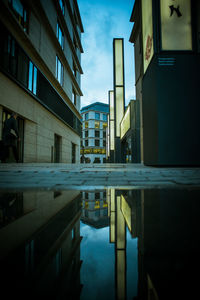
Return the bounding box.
[81,191,109,228]
[0,0,84,163]
[80,102,109,163]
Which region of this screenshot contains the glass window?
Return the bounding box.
[95,139,100,146]
[57,22,64,49]
[103,140,106,147]
[56,56,63,86]
[103,122,107,129]
[95,112,100,120]
[95,192,100,199]
[85,139,88,146]
[28,61,37,95]
[95,130,100,138]
[72,90,76,105]
[103,131,106,138]
[85,113,89,120]
[85,130,88,138]
[9,0,28,32]
[103,114,107,121]
[85,121,88,128]
[59,0,65,15]
[95,121,100,128]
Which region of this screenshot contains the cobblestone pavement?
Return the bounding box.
[0,163,200,191]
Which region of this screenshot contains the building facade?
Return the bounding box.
[81,102,109,163]
[0,0,84,163]
[129,0,200,166]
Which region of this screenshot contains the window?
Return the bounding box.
[103,114,107,121]
[72,143,76,163]
[56,56,64,86]
[85,140,88,147]
[72,89,76,105]
[95,130,100,138]
[85,121,88,128]
[95,121,100,128]
[73,61,76,77]
[95,192,100,199]
[103,122,107,129]
[103,140,106,147]
[57,22,64,49]
[8,0,28,32]
[95,139,100,146]
[85,130,88,138]
[103,131,106,138]
[85,113,89,120]
[28,61,37,95]
[59,0,65,15]
[95,112,100,120]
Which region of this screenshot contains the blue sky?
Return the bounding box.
[77,0,135,108]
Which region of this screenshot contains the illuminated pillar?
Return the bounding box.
[109,90,115,162]
[113,38,125,163]
[110,189,115,243]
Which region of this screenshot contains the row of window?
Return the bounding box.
[84,121,107,129]
[84,130,106,138]
[84,140,106,147]
[85,112,108,121]
[8,0,78,94]
[82,191,107,199]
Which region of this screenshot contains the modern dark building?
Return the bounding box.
[130,0,200,166]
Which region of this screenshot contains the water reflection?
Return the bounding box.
[0,188,200,299]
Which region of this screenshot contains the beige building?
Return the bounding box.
[0,0,84,163]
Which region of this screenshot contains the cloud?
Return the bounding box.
[78,0,136,107]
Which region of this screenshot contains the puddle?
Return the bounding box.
[0,188,200,299]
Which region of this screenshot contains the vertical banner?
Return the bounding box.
[142,0,154,73]
[113,39,125,138]
[109,90,115,151]
[160,0,192,50]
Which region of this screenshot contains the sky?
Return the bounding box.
[77,0,136,108]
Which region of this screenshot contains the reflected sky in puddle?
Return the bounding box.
[0,188,200,299]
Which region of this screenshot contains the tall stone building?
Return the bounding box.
[0,0,84,163]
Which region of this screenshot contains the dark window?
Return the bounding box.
[54,134,61,162]
[85,192,88,199]
[85,140,88,146]
[103,140,106,147]
[95,192,100,199]
[85,113,89,120]
[57,22,64,49]
[95,130,100,138]
[95,139,100,146]
[8,0,28,32]
[103,130,106,138]
[85,130,88,138]
[17,48,28,87]
[28,61,37,95]
[56,56,63,86]
[72,143,76,163]
[73,61,76,77]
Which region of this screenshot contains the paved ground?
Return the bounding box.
[0,163,200,191]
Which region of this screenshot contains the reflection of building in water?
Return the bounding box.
[136,189,200,300]
[107,189,141,300]
[81,191,109,228]
[0,191,82,299]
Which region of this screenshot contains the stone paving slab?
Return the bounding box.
[0,163,200,191]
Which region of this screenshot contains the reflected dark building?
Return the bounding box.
[81,190,109,228]
[0,190,82,299]
[129,0,200,166]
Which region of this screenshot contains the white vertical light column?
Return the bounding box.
[109,90,115,162]
[113,38,125,162]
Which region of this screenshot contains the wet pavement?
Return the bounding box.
[0,163,200,190]
[0,188,200,300]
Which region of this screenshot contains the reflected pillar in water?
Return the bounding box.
[115,195,126,300]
